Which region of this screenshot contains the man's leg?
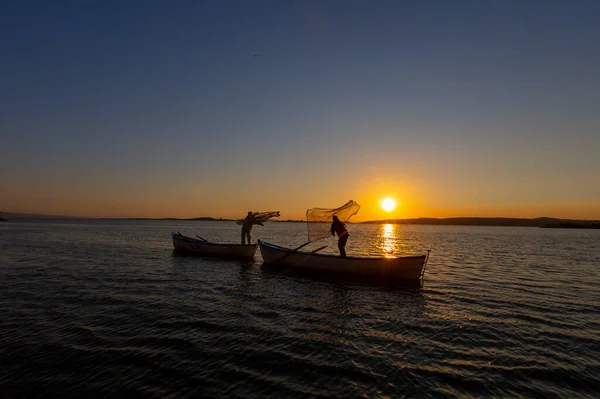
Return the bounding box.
[241,230,246,244]
[338,235,348,258]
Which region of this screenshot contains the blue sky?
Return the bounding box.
[1,1,599,219]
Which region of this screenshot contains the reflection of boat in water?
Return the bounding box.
[172,232,257,259]
[258,240,430,280]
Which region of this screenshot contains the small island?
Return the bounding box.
[0,217,7,222]
[541,221,600,229]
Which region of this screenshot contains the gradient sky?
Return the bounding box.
[1,1,599,220]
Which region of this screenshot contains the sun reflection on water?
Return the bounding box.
[381,223,396,257]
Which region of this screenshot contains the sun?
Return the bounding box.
[381,198,397,212]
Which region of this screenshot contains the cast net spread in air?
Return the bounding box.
[306,200,360,242]
[236,211,280,225]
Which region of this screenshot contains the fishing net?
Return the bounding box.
[253,211,280,223]
[236,211,280,225]
[306,200,360,242]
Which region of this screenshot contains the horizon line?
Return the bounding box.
[2,212,599,223]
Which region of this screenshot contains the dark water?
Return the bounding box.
[1,220,599,398]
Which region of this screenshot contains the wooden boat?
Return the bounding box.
[258,240,430,280]
[172,232,257,259]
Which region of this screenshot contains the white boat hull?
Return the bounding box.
[172,233,257,259]
[258,240,429,280]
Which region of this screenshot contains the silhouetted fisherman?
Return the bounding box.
[241,211,263,244]
[330,215,349,258]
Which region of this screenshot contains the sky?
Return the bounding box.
[1,0,599,221]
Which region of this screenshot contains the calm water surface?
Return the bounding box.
[1,220,599,398]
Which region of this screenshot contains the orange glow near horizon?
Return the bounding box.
[3,180,600,221]
[3,192,600,221]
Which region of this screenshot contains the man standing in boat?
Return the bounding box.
[241,211,263,244]
[330,215,349,258]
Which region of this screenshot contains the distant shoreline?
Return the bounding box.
[2,212,599,228]
[99,217,237,221]
[539,222,600,229]
[360,217,600,229]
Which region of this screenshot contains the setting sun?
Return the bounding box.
[381,198,397,212]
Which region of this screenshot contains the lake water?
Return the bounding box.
[1,220,599,398]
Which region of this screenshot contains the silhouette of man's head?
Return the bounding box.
[332,216,339,221]
[248,211,252,215]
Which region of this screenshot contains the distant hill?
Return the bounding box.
[0,211,83,220]
[0,212,237,221]
[541,221,600,229]
[360,217,600,228]
[98,217,236,221]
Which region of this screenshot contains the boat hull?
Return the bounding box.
[172,233,257,259]
[258,240,429,280]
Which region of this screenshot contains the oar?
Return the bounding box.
[196,235,208,242]
[276,239,326,262]
[291,240,312,252]
[311,245,327,253]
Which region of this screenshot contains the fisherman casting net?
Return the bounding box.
[236,211,281,225]
[306,200,360,242]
